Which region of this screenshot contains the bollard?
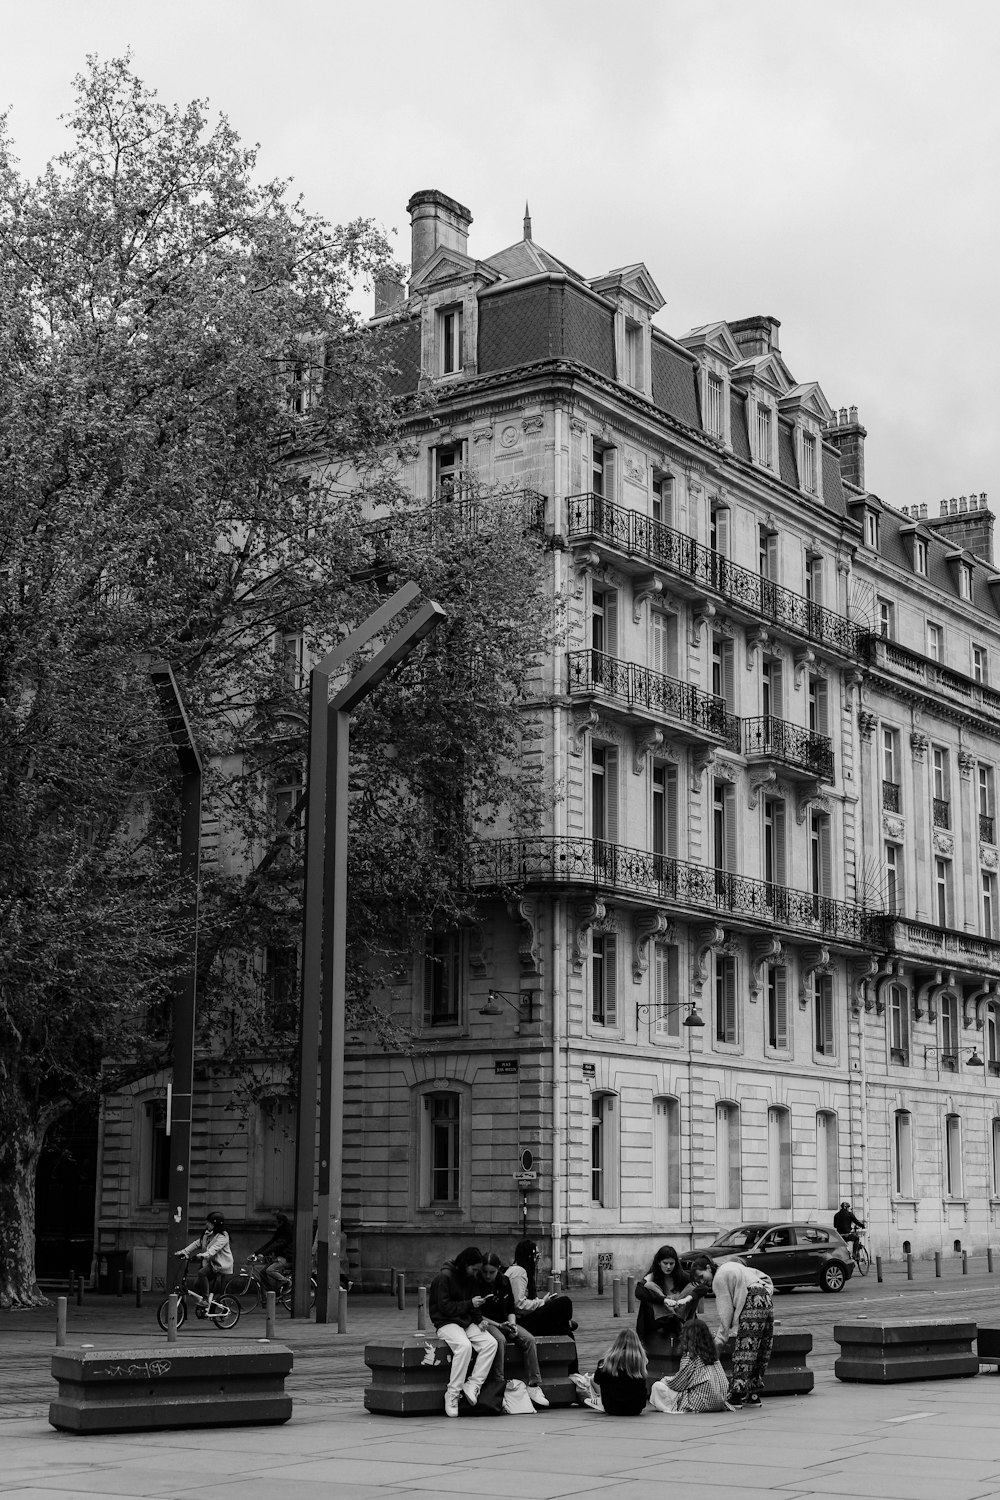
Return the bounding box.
[627,1275,636,1313]
[389,1267,396,1296]
[167,1294,178,1344]
[935,1251,942,1278]
[906,1253,913,1280]
[597,1263,605,1296]
[612,1278,622,1318]
[990,1248,995,1274]
[75,1274,84,1307]
[397,1271,406,1312]
[875,1255,883,1284]
[962,1250,969,1276]
[68,1267,75,1297]
[116,1270,124,1298]
[417,1286,428,1331]
[265,1291,276,1341]
[135,1278,144,1309]
[338,1287,348,1333]
[56,1296,67,1348]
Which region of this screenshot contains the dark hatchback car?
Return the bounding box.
[679,1222,855,1293]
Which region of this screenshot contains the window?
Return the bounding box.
[709,502,729,557]
[714,779,737,874]
[945,1113,964,1197]
[755,402,773,467]
[941,990,959,1064]
[801,432,818,494]
[423,932,460,1027]
[960,563,973,601]
[979,764,995,843]
[805,553,823,605]
[885,844,901,915]
[988,1005,1000,1076]
[705,372,725,437]
[592,587,619,657]
[816,1111,839,1210]
[425,1092,461,1203]
[253,1096,296,1212]
[624,319,644,390]
[878,597,895,639]
[651,762,678,866]
[652,1096,681,1209]
[592,744,619,845]
[715,1103,741,1210]
[865,511,880,549]
[935,859,951,927]
[591,1094,615,1205]
[762,657,782,719]
[974,645,989,685]
[927,622,943,662]
[434,443,462,496]
[711,634,735,709]
[894,1111,914,1197]
[814,974,835,1056]
[759,525,779,581]
[993,1119,1000,1197]
[274,766,304,848]
[138,1097,170,1207]
[653,942,680,1038]
[932,748,950,829]
[592,932,618,1027]
[264,945,298,1032]
[810,812,833,898]
[275,631,305,689]
[889,982,909,1062]
[808,675,829,736]
[715,955,738,1045]
[763,797,787,888]
[439,305,463,375]
[591,438,616,500]
[985,873,998,939]
[768,1107,791,1210]
[914,536,928,576]
[882,727,900,810]
[652,475,674,527]
[766,965,788,1050]
[650,608,678,678]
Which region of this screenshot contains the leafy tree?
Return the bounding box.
[0,59,549,1307]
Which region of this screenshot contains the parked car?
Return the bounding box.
[679,1222,855,1293]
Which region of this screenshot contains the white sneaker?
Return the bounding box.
[527,1386,549,1407]
[444,1393,459,1417]
[461,1380,479,1406]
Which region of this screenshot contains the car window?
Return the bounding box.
[761,1228,792,1248]
[799,1227,830,1245]
[712,1226,769,1250]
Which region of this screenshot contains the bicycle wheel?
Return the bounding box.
[156,1294,188,1332]
[855,1244,871,1276]
[225,1274,264,1312]
[207,1295,241,1330]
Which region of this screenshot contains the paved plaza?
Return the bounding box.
[4,1263,1000,1498]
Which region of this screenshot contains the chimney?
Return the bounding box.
[374,278,405,317]
[927,492,994,565]
[824,405,866,491]
[406,189,473,277]
[728,315,781,358]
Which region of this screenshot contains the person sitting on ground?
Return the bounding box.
[833,1201,866,1255]
[428,1246,500,1418]
[572,1328,648,1415]
[477,1252,549,1407]
[176,1212,233,1307]
[649,1317,734,1414]
[506,1239,577,1338]
[634,1243,700,1349]
[689,1254,774,1408]
[257,1211,294,1291]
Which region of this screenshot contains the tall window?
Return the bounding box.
[652,1096,681,1209]
[424,932,460,1026]
[651,762,678,865]
[759,525,779,581]
[253,1095,296,1212]
[592,744,619,845]
[711,633,734,708]
[816,1111,839,1210]
[425,1092,460,1203]
[945,1113,964,1197]
[935,858,951,928]
[811,812,833,899]
[865,511,880,549]
[974,645,989,685]
[960,563,973,601]
[927,622,943,662]
[592,933,618,1027]
[434,442,462,495]
[763,798,787,888]
[805,552,824,606]
[591,1094,615,1205]
[762,657,782,719]
[715,1103,741,1210]
[894,1110,914,1197]
[993,1119,1000,1197]
[138,1098,170,1207]
[941,990,960,1064]
[274,766,304,848]
[439,305,463,375]
[709,503,729,558]
[984,873,997,939]
[755,402,773,467]
[768,1106,792,1210]
[650,609,677,678]
[715,955,738,1045]
[881,727,900,810]
[808,675,829,736]
[914,536,928,576]
[932,747,950,829]
[801,433,818,494]
[652,475,674,527]
[705,372,724,437]
[766,965,788,1050]
[264,944,298,1032]
[276,630,305,689]
[889,983,909,1062]
[591,587,618,657]
[814,974,835,1056]
[624,319,644,389]
[988,1004,1000,1075]
[591,439,615,499]
[885,843,901,914]
[878,597,895,638]
[714,780,737,874]
[979,764,995,843]
[653,942,680,1039]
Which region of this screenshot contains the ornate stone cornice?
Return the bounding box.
[632,911,674,983]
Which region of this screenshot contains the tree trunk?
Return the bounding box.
[0,1120,51,1308]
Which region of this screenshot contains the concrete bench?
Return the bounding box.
[646,1331,814,1396]
[49,1343,293,1433]
[977,1327,1000,1370]
[364,1334,577,1416]
[834,1321,979,1383]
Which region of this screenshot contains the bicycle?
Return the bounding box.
[156,1258,241,1331]
[849,1234,871,1277]
[224,1252,317,1313]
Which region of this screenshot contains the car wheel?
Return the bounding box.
[820,1262,846,1293]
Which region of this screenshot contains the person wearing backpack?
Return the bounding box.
[428,1246,500,1418]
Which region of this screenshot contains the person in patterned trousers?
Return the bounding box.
[688,1256,774,1407]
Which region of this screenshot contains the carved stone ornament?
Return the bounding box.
[473,423,494,446]
[505,896,541,978]
[793,647,817,690]
[713,760,739,786]
[623,447,646,485]
[796,788,830,826]
[522,408,544,434]
[570,416,587,435]
[913,969,944,1022]
[690,598,717,647]
[468,923,492,979]
[882,814,904,840]
[747,766,778,811]
[857,710,877,741]
[750,937,784,1001]
[850,956,880,1014]
[572,546,604,577]
[632,574,664,623]
[933,830,954,857]
[633,727,665,775]
[843,668,864,701]
[691,924,727,995]
[690,746,717,792]
[798,946,832,1008]
[499,424,519,448]
[958,750,976,780]
[632,911,674,983]
[571,707,600,756]
[983,846,1000,871]
[909,731,928,761]
[572,898,607,972]
[746,626,770,672]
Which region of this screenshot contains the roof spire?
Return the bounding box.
[523,200,532,241]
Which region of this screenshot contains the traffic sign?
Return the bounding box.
[515,1172,537,1186]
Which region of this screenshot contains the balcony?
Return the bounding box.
[882,780,901,812]
[566,493,867,660]
[473,835,886,948]
[933,798,951,829]
[744,715,834,781]
[887,916,1000,977]
[982,813,995,844]
[567,649,740,750]
[863,633,1000,728]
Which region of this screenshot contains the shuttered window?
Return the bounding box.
[894,1111,913,1197]
[764,798,786,887]
[767,965,788,1050]
[653,1097,681,1209]
[814,974,835,1056]
[716,1103,741,1209]
[768,1107,792,1210]
[652,762,678,859]
[715,955,738,1044]
[592,933,618,1027]
[654,943,680,1039]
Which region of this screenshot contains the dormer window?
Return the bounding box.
[801,432,818,494]
[865,511,880,549]
[624,319,645,391]
[914,537,928,576]
[705,372,725,438]
[960,563,973,601]
[439,304,463,376]
[754,401,774,469]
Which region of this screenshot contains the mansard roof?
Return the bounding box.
[588,263,666,312]
[484,238,586,284]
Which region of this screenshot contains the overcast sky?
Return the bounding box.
[3,0,997,512]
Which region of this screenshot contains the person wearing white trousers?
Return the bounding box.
[428,1246,499,1417]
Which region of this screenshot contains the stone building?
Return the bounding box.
[92,189,1000,1289]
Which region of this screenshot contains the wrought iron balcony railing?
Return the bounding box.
[882,780,901,812]
[566,493,867,659]
[473,835,885,947]
[567,649,740,750]
[743,715,834,781]
[982,813,996,844]
[933,798,951,829]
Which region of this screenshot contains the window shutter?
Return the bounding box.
[723,785,737,873]
[773,965,788,1048]
[821,979,835,1053]
[715,508,729,556]
[769,661,783,718]
[814,678,829,735]
[651,611,667,675]
[819,817,833,896]
[655,943,680,1037]
[723,958,738,1043]
[728,1108,742,1209]
[603,448,617,502]
[773,799,786,886]
[722,641,735,710]
[604,591,619,658]
[604,748,619,845]
[664,765,678,858]
[604,935,618,1026]
[766,532,779,581]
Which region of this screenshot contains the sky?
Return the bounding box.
[2,0,997,512]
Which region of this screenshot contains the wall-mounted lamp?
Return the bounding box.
[636,1001,705,1030]
[479,988,540,1024]
[922,1045,985,1069]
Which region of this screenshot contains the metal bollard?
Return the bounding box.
[906,1253,913,1280]
[935,1251,942,1278]
[116,1270,124,1297]
[397,1271,406,1311]
[990,1247,995,1274]
[597,1263,605,1296]
[612,1278,622,1318]
[417,1286,428,1331]
[626,1275,636,1313]
[75,1274,84,1307]
[167,1294,178,1344]
[338,1287,348,1333]
[875,1255,883,1283]
[265,1291,276,1340]
[135,1278,144,1309]
[962,1250,969,1276]
[56,1296,67,1347]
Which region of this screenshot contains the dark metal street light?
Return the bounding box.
[635,1001,705,1032]
[478,988,540,1024]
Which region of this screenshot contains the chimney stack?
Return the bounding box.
[928,492,994,565]
[728,315,781,357]
[407,189,473,278]
[374,278,405,317]
[824,406,866,491]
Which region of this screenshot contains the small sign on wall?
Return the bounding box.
[495,1059,519,1075]
[583,1063,596,1078]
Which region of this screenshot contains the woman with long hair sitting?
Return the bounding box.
[506,1239,576,1337]
[572,1328,648,1415]
[634,1243,700,1350]
[477,1252,550,1407]
[649,1317,733,1413]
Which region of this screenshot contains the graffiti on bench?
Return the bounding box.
[91,1361,173,1379]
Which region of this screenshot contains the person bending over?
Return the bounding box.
[428,1246,499,1418]
[689,1255,774,1408]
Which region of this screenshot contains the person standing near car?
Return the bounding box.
[689,1255,773,1407]
[833,1201,865,1256]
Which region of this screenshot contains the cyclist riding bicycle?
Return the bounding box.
[177,1211,234,1307]
[833,1201,866,1257]
[256,1212,294,1293]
